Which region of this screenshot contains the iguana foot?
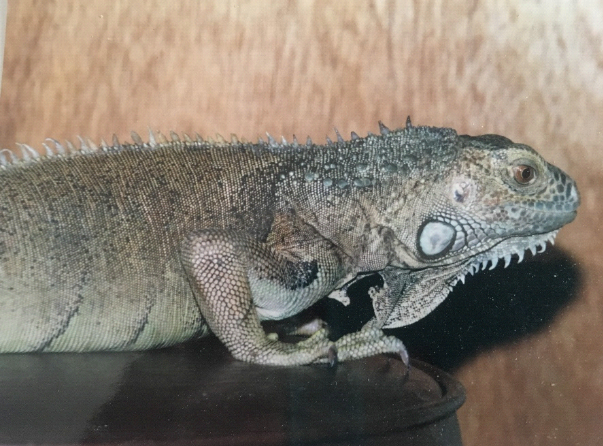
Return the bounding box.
[315,328,409,367]
[297,327,338,367]
[232,327,337,366]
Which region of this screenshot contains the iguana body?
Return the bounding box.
[0,121,579,365]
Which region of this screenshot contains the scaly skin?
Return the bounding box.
[0,121,579,365]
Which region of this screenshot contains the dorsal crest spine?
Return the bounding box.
[0,120,408,169]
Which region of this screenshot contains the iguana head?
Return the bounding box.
[373,127,579,328]
[407,133,579,269]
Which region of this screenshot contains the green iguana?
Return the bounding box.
[0,119,579,365]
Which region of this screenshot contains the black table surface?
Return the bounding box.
[0,337,465,445]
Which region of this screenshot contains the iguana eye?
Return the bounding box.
[513,164,536,185]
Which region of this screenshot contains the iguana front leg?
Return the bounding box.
[181,228,338,366]
[182,229,410,366]
[323,268,410,366]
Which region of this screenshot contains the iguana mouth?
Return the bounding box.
[446,229,559,290]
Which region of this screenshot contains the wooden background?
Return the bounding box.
[1,1,602,445]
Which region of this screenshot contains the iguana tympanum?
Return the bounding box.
[0,119,579,365]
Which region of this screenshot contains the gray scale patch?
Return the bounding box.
[381,163,397,173]
[304,172,318,182]
[353,178,372,188]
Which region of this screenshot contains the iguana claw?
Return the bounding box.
[399,344,410,369]
[327,345,338,367]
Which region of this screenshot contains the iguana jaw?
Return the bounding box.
[446,229,560,290]
[379,228,562,329]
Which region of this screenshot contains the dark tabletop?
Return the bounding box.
[0,337,465,445]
